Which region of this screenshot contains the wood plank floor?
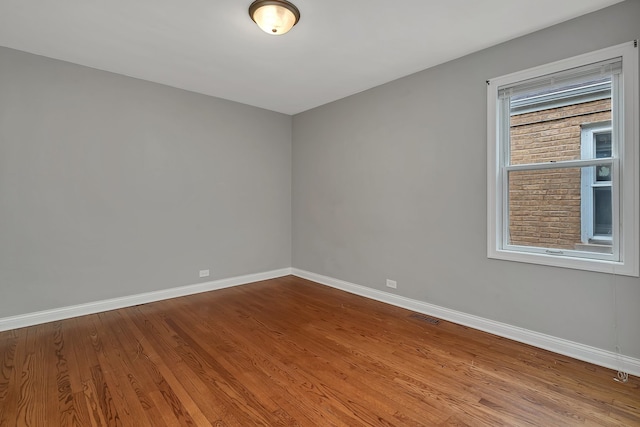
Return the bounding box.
[0,275,638,426]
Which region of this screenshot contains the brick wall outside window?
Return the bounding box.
[508,99,611,250]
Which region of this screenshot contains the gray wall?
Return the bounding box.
[0,47,292,317]
[292,1,640,358]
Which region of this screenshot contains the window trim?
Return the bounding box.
[487,41,639,276]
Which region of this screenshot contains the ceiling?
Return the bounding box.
[0,0,624,115]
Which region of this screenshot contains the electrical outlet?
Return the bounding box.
[386,279,397,289]
[199,269,210,278]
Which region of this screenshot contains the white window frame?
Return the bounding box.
[487,41,639,276]
[580,123,612,244]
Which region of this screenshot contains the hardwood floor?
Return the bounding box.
[0,276,638,426]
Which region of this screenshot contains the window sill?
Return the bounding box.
[488,248,638,277]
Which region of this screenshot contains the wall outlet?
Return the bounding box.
[386,279,397,289]
[199,269,210,278]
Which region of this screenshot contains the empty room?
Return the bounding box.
[1,0,639,425]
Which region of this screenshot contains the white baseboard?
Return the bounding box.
[292,268,640,377]
[0,268,292,332]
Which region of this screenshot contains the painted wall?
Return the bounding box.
[292,1,640,358]
[0,47,292,317]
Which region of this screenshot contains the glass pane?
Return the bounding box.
[508,167,612,254]
[594,186,612,236]
[595,132,612,158]
[595,131,612,182]
[509,78,611,165]
[595,164,612,182]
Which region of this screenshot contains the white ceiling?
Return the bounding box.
[0,0,624,115]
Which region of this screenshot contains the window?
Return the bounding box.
[487,42,639,276]
[580,123,612,247]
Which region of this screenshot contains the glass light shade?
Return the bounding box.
[250,1,300,35]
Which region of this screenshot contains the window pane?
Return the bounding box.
[593,186,612,236]
[508,167,612,254]
[595,164,612,182]
[595,132,612,158]
[509,79,611,166]
[595,131,612,182]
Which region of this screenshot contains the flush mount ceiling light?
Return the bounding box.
[249,0,301,36]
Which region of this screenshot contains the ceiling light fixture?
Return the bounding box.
[249,0,300,36]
